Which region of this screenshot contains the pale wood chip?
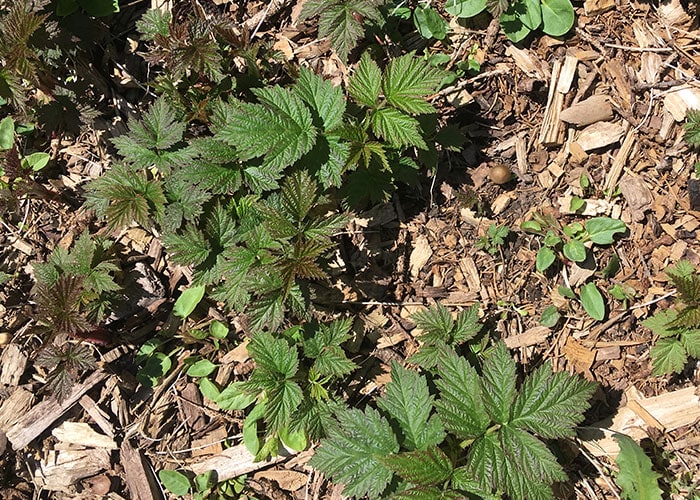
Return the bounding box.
[409,235,432,279]
[189,443,295,482]
[253,469,309,492]
[39,448,111,492]
[52,421,117,449]
[584,0,615,15]
[0,344,27,386]
[504,326,551,348]
[574,121,626,151]
[0,388,34,429]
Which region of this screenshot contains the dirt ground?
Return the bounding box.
[1,0,700,498]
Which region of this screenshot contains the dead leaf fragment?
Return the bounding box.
[619,174,653,222]
[409,235,433,279]
[560,95,613,127]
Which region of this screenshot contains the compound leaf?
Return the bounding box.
[499,425,567,484]
[377,362,445,450]
[309,406,399,498]
[294,67,346,130]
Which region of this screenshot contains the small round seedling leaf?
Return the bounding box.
[186,359,217,378]
[209,320,229,339]
[243,404,266,455]
[174,285,205,318]
[24,152,50,171]
[445,0,488,18]
[137,352,172,387]
[563,239,587,262]
[414,6,448,40]
[158,470,191,496]
[520,220,542,233]
[558,286,577,299]
[540,305,560,327]
[500,6,532,43]
[585,217,627,245]
[0,116,14,150]
[194,470,217,493]
[536,247,557,272]
[520,0,543,30]
[279,426,308,451]
[580,282,605,321]
[199,377,220,401]
[541,0,574,36]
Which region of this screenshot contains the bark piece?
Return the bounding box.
[560,95,613,127]
[619,173,653,222]
[604,128,636,194]
[663,85,700,121]
[120,440,161,500]
[0,388,34,429]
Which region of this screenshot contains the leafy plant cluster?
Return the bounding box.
[199,318,357,461]
[521,210,627,321]
[447,0,575,42]
[642,260,700,375]
[88,11,454,327]
[311,329,597,499]
[30,232,120,400]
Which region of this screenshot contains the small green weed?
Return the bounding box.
[475,223,510,256]
[642,260,700,375]
[446,0,575,42]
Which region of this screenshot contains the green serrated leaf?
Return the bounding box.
[216,89,316,170]
[383,52,444,115]
[641,310,678,337]
[309,406,399,498]
[371,107,426,149]
[614,434,663,500]
[681,329,700,358]
[435,350,490,439]
[377,362,445,450]
[499,425,567,484]
[380,445,453,486]
[295,67,346,130]
[480,343,517,424]
[580,282,606,321]
[511,363,596,438]
[650,337,687,375]
[348,52,382,108]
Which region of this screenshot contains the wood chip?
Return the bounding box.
[619,173,653,222]
[189,443,295,482]
[120,439,161,500]
[560,95,613,127]
[0,344,27,386]
[38,448,111,492]
[580,386,700,457]
[52,421,117,449]
[504,326,551,348]
[409,235,433,279]
[663,85,700,121]
[252,470,309,492]
[584,0,615,15]
[574,121,626,151]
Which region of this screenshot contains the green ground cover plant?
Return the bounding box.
[311,338,597,498]
[641,260,700,375]
[446,0,575,42]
